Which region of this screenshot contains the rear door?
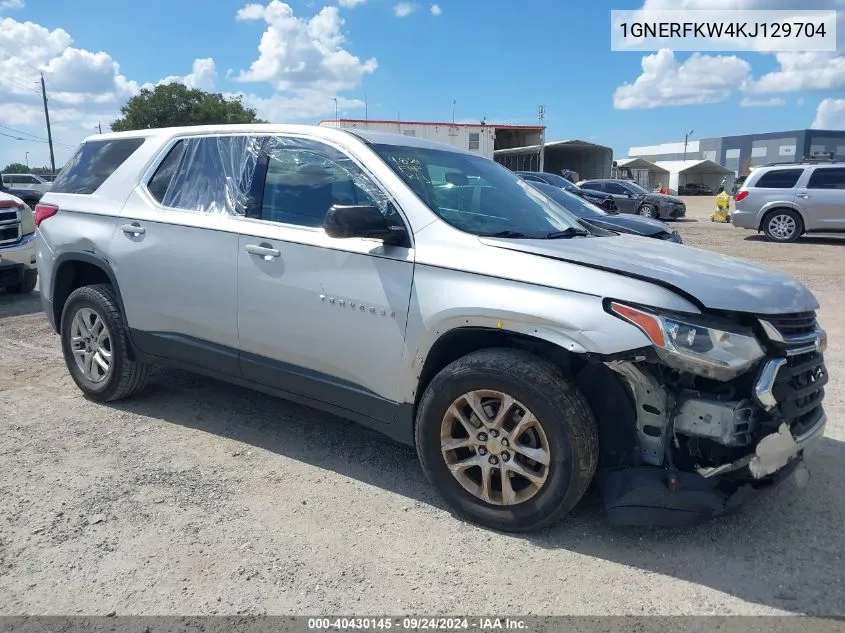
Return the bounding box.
[799,166,845,232]
[750,167,802,219]
[110,135,244,375]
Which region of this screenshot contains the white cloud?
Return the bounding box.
[0,0,24,10]
[430,4,442,16]
[393,2,417,17]
[812,98,845,129]
[240,89,364,121]
[613,49,751,109]
[158,58,218,91]
[739,97,785,107]
[234,1,377,92]
[338,0,366,6]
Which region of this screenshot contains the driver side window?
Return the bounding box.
[604,182,629,195]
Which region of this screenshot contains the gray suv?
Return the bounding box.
[732,162,845,242]
[35,125,828,532]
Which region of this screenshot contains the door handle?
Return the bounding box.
[120,223,145,236]
[797,193,810,199]
[245,244,280,258]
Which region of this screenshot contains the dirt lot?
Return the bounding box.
[1,197,843,616]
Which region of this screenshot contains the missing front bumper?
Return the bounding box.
[598,412,826,528]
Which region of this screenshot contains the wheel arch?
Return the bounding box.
[50,253,132,350]
[758,203,806,231]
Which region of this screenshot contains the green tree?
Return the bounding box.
[1,162,30,174]
[111,83,264,132]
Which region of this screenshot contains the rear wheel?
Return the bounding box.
[4,269,37,294]
[60,284,150,402]
[763,209,803,243]
[415,348,598,532]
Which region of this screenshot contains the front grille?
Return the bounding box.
[0,210,18,223]
[772,350,827,433]
[0,225,20,244]
[760,311,818,340]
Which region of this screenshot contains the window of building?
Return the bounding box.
[403,130,416,136]
[468,133,480,151]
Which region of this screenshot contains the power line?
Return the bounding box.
[0,123,74,149]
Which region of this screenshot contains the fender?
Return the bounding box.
[757,201,806,229]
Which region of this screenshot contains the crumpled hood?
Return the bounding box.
[645,193,684,205]
[479,234,818,315]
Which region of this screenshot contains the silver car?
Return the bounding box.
[35,125,828,531]
[731,162,845,242]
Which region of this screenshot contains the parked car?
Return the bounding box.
[36,125,827,531]
[0,191,38,294]
[731,161,845,242]
[1,172,52,195]
[578,178,687,220]
[527,181,682,243]
[0,177,43,209]
[678,183,713,196]
[516,171,617,211]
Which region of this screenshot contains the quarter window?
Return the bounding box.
[754,169,803,189]
[807,167,845,189]
[51,138,145,195]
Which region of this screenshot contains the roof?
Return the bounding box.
[493,139,612,156]
[615,157,669,172]
[320,118,544,130]
[83,124,471,154]
[654,159,735,174]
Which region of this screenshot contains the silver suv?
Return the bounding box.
[731,162,845,242]
[35,125,828,532]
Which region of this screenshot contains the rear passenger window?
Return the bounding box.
[807,167,845,189]
[147,141,186,203]
[261,150,376,228]
[581,182,602,192]
[754,169,803,189]
[51,138,145,194]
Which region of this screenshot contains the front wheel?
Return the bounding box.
[763,209,803,242]
[638,204,657,219]
[415,348,598,532]
[4,269,37,294]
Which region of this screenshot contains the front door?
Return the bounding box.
[235,137,415,424]
[603,181,637,213]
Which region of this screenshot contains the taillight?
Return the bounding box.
[34,203,59,227]
[735,190,749,202]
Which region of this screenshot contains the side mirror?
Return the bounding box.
[324,204,400,242]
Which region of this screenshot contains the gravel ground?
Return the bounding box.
[1,197,843,616]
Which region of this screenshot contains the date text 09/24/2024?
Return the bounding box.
[308,618,527,631]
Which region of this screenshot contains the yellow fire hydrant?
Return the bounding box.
[712,189,731,223]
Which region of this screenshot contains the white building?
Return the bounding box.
[318,118,545,161]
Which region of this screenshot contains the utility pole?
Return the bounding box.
[538,105,546,173]
[364,93,368,121]
[329,97,338,125]
[683,129,694,162]
[25,152,30,169]
[97,122,102,134]
[40,74,56,174]
[452,99,456,124]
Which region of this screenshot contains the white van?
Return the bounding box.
[1,173,52,195]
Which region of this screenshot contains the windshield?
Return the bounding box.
[625,181,650,194]
[530,184,609,218]
[372,144,585,238]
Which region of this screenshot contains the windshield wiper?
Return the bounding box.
[487,230,529,238]
[545,227,590,239]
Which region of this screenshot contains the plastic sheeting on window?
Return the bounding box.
[160,135,263,215]
[157,134,398,222]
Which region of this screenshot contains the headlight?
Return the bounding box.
[609,302,765,380]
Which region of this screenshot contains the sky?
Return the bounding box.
[2,0,845,170]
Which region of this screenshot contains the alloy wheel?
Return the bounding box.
[768,214,797,241]
[440,390,551,506]
[69,307,113,383]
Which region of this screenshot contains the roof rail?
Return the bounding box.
[756,158,844,167]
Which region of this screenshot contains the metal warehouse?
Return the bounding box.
[629,129,845,176]
[493,140,614,181]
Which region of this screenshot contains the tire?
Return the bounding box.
[763,209,803,243]
[638,204,657,219]
[60,283,150,402]
[415,348,598,532]
[4,269,37,294]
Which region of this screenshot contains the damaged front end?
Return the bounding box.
[580,306,828,528]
